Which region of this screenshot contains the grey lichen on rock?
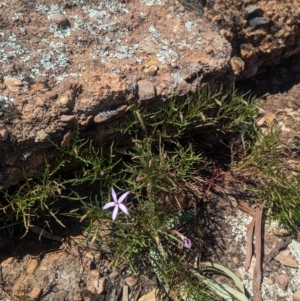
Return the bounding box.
[0,0,230,188]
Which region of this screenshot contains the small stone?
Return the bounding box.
[52,13,69,26]
[94,115,106,124]
[177,4,185,13]
[125,276,138,287]
[176,79,190,96]
[232,257,240,265]
[56,95,71,106]
[293,291,300,301]
[123,285,129,300]
[144,65,158,76]
[266,277,275,285]
[80,115,93,126]
[61,131,74,148]
[35,129,48,142]
[27,258,39,274]
[109,270,119,279]
[94,277,106,294]
[275,274,289,290]
[274,253,299,268]
[138,289,157,301]
[249,17,269,29]
[0,129,8,141]
[60,115,76,122]
[272,227,291,236]
[29,287,42,300]
[1,257,14,266]
[230,56,245,76]
[138,80,156,102]
[4,77,23,92]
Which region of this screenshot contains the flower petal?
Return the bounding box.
[117,191,130,204]
[103,202,116,209]
[173,230,184,240]
[119,203,129,215]
[112,205,119,221]
[183,238,192,249]
[111,187,118,203]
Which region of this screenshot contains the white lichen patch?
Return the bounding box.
[100,0,129,14]
[36,4,66,17]
[149,25,161,37]
[228,210,252,244]
[0,95,14,104]
[55,72,82,83]
[139,0,164,6]
[185,21,197,32]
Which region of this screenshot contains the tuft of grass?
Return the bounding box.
[0,86,259,300]
[233,124,300,231]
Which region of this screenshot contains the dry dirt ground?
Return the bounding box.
[0,53,300,301]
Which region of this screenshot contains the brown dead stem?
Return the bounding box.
[238,201,265,301]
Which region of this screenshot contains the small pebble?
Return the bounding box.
[4,77,23,92]
[293,291,300,301]
[60,115,76,122]
[266,277,275,285]
[27,258,39,274]
[272,227,291,236]
[275,274,289,290]
[0,129,9,141]
[52,13,69,26]
[125,276,138,287]
[232,256,240,265]
[109,269,119,279]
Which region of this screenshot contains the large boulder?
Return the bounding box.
[0,0,232,188]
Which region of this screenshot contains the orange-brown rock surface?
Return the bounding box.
[0,0,232,188]
[179,0,300,79]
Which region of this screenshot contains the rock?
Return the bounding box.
[275,274,289,290]
[274,253,299,268]
[188,0,300,79]
[138,80,156,102]
[0,129,8,141]
[109,269,119,279]
[232,256,240,265]
[230,57,245,77]
[4,78,23,92]
[29,287,43,300]
[293,291,300,301]
[61,131,74,148]
[266,277,275,285]
[272,227,291,237]
[138,289,163,301]
[125,276,138,287]
[248,17,269,30]
[1,257,14,266]
[94,277,106,294]
[52,13,69,26]
[60,115,76,122]
[35,129,49,142]
[0,0,270,189]
[122,285,129,300]
[27,258,39,274]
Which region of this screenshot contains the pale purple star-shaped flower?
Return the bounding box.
[173,230,192,249]
[103,187,130,221]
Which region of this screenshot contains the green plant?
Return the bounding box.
[233,125,300,231]
[0,86,260,300]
